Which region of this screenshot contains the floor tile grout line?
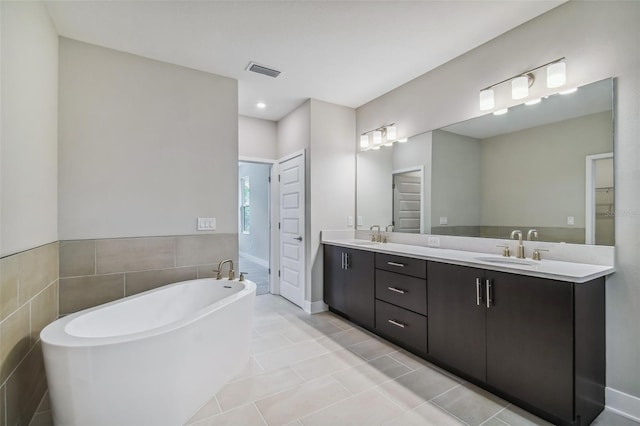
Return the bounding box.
[252,401,269,426]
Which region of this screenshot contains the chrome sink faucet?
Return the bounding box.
[510,230,525,259]
[214,259,235,280]
[370,225,381,242]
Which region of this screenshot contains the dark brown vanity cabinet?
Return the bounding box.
[323,245,374,329]
[427,261,605,426]
[374,253,428,354]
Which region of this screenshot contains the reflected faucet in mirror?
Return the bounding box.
[370,225,382,242]
[527,229,539,241]
[386,225,394,232]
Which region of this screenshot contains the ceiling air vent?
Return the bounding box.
[246,62,281,78]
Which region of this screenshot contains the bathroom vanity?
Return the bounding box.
[322,237,613,426]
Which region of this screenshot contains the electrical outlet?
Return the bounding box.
[347,216,354,227]
[567,216,575,226]
[197,217,216,231]
[357,216,363,226]
[439,216,448,225]
[427,236,441,247]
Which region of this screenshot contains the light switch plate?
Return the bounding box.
[347,216,354,227]
[427,236,441,247]
[567,216,575,226]
[439,216,448,225]
[197,217,216,231]
[357,216,363,226]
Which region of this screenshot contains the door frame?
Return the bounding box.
[392,166,424,233]
[585,152,613,244]
[239,156,277,294]
[278,149,306,308]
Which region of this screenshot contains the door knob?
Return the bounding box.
[293,236,303,241]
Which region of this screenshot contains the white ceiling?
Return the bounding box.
[44,1,565,122]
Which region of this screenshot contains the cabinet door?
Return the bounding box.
[323,245,348,313]
[344,248,375,329]
[486,272,573,422]
[427,262,487,382]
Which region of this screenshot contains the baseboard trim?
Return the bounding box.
[606,387,640,422]
[304,300,328,314]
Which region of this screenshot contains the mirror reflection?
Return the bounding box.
[356,78,614,245]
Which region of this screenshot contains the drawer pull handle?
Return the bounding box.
[387,261,405,267]
[388,319,406,328]
[476,278,482,306]
[387,286,406,294]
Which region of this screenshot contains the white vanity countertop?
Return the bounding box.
[322,238,615,283]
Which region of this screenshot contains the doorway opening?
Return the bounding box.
[392,167,423,233]
[238,161,272,295]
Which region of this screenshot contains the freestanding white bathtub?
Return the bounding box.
[41,277,256,426]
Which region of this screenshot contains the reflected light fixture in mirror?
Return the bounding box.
[359,124,399,151]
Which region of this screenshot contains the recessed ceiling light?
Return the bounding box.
[256,102,266,109]
[493,108,509,116]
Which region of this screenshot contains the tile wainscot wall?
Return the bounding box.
[0,242,59,425]
[59,234,238,314]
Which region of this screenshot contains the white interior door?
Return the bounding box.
[393,170,422,233]
[279,152,305,308]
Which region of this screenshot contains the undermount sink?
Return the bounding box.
[475,256,536,266]
[350,240,379,246]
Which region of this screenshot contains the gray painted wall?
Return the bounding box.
[481,111,612,228]
[356,1,640,401]
[239,115,277,160]
[1,1,58,256]
[58,38,238,239]
[431,130,481,229]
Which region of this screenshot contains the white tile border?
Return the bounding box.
[606,387,640,423]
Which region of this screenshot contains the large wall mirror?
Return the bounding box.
[356,78,614,245]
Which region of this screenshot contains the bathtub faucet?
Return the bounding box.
[214,259,235,280]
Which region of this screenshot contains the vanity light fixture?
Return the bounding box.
[359,134,369,149]
[511,73,534,100]
[372,130,383,146]
[547,61,566,88]
[359,124,399,151]
[478,57,566,111]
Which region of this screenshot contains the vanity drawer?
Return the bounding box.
[375,300,427,354]
[375,270,427,315]
[375,253,427,279]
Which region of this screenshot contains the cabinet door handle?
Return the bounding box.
[344,253,349,270]
[476,278,483,306]
[387,286,406,294]
[486,279,493,308]
[341,252,345,270]
[387,261,405,268]
[388,319,406,328]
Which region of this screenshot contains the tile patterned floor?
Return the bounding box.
[183,294,639,426]
[32,294,640,426]
[239,253,270,295]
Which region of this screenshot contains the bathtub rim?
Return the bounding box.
[41,277,256,348]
